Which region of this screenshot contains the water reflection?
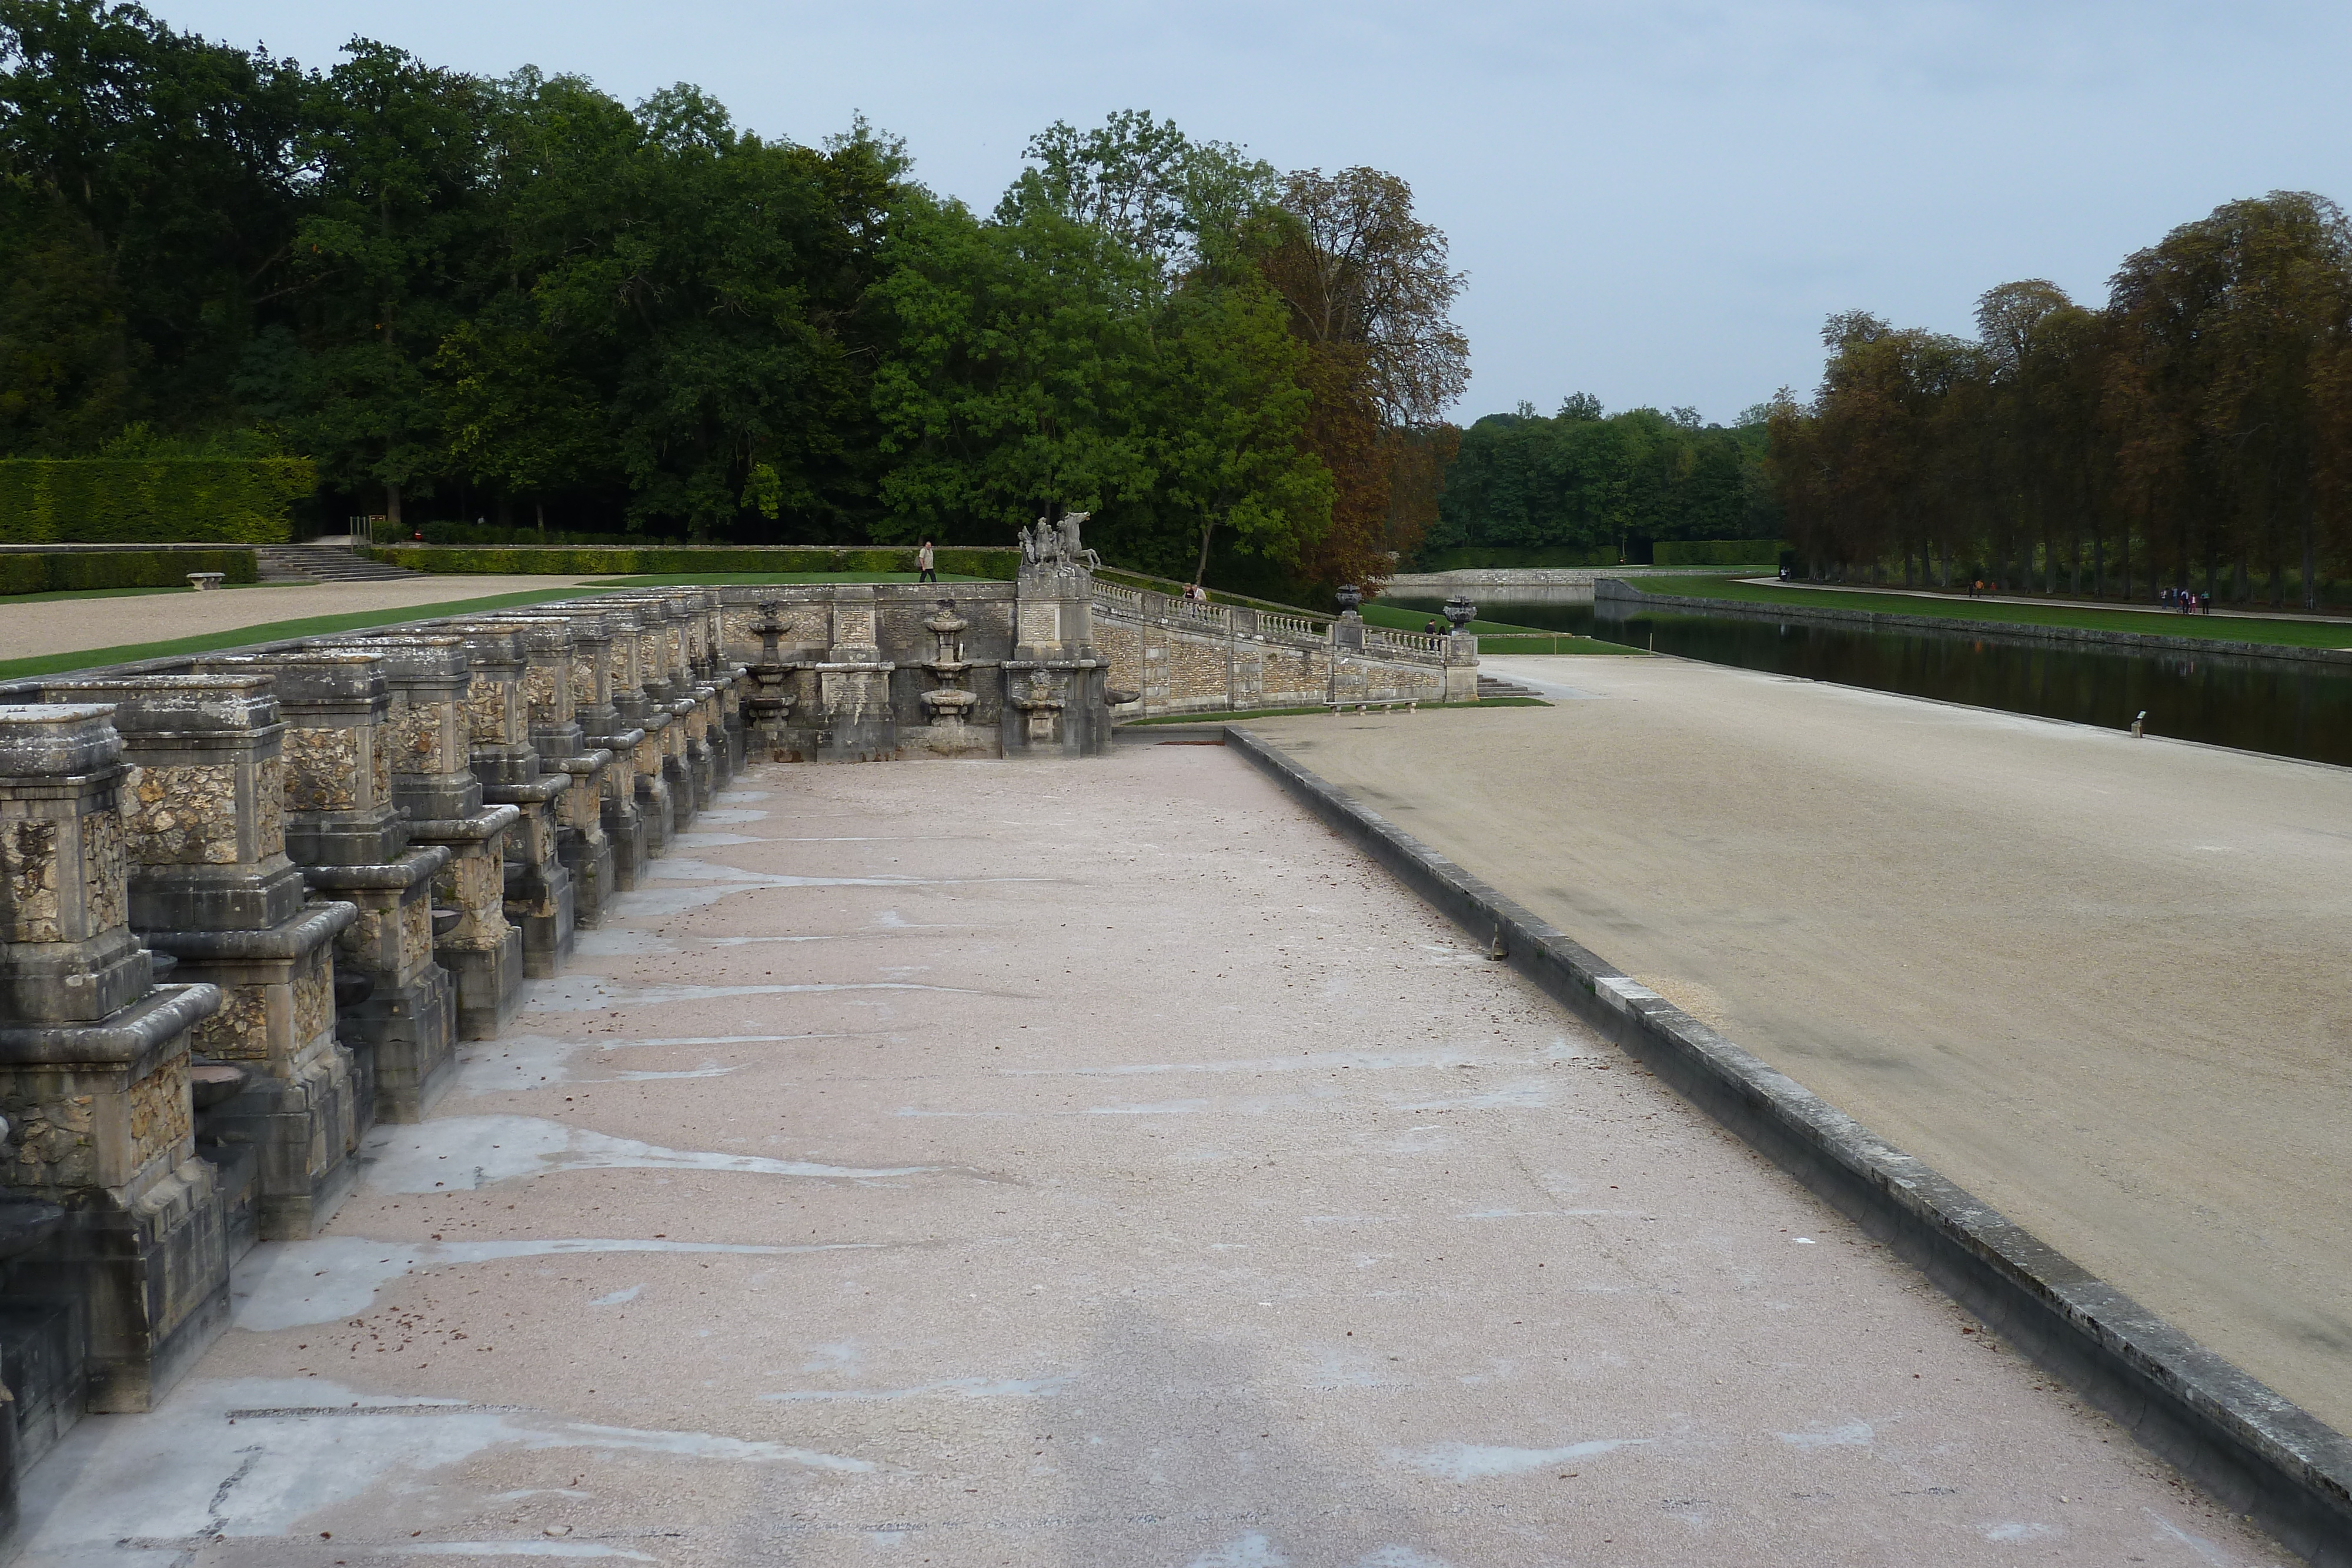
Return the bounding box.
[1385,596,2352,767]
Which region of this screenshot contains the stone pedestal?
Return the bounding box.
[39,677,362,1243]
[0,704,233,1414]
[617,597,697,834]
[315,636,523,1043]
[1001,563,1110,758]
[204,650,455,1125]
[505,617,615,931]
[816,586,899,761]
[445,624,574,979]
[589,605,651,888]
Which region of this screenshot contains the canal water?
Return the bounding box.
[1386,596,2352,768]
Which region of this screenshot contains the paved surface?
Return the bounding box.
[1249,656,2352,1447]
[18,748,2284,1564]
[0,577,599,661]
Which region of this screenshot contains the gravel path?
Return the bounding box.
[0,577,599,661]
[1248,654,2352,1448]
[14,747,2283,1564]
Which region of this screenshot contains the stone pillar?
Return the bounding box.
[502,616,615,931]
[619,597,698,832]
[1445,631,1481,703]
[516,606,640,898]
[814,584,898,763]
[689,590,737,789]
[1003,562,1108,758]
[0,704,232,1412]
[205,650,455,1125]
[442,623,574,979]
[594,604,658,877]
[315,636,523,1042]
[39,676,362,1243]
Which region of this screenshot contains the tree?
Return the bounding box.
[1261,166,1469,589]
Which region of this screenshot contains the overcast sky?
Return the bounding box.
[165,1,2352,426]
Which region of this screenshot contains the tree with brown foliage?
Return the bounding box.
[1261,167,1468,590]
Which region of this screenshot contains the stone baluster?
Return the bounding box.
[499,614,617,929]
[438,623,574,978]
[202,650,454,1124]
[39,676,361,1243]
[313,635,523,1041]
[0,703,233,1413]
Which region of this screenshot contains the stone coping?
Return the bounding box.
[1224,724,2352,1566]
[0,982,222,1066]
[139,900,357,962]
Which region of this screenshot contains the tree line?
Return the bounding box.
[1424,396,1779,562]
[0,0,1468,589]
[1769,192,2352,607]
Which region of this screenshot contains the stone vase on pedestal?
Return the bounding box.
[0,704,233,1415]
[1002,560,1109,758]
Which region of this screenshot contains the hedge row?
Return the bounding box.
[1412,546,1621,571]
[0,460,316,544]
[370,545,1024,579]
[1652,539,1788,566]
[0,548,259,596]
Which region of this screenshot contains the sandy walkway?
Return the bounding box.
[0,577,598,661]
[13,748,2277,1564]
[1247,656,2352,1444]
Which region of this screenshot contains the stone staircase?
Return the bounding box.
[1478,674,1543,701]
[253,544,425,583]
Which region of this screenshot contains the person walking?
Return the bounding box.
[917,539,936,584]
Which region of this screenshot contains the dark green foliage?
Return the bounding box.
[373,544,1021,579]
[0,457,313,540]
[1653,539,1788,566]
[1415,546,1619,570]
[4,9,1351,571]
[0,546,256,593]
[1428,402,1779,561]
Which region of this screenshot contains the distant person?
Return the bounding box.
[1424,618,1440,634]
[917,539,936,583]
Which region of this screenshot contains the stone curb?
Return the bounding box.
[1224,724,2352,1566]
[1596,577,2352,671]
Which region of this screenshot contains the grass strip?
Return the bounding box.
[1628,574,2352,649]
[0,581,303,606]
[580,571,994,587]
[0,587,620,683]
[1124,697,1548,726]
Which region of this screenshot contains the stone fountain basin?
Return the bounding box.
[190,1061,249,1111]
[922,690,980,712]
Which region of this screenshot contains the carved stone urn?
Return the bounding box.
[1442,596,1478,632]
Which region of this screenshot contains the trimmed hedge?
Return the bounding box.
[1653,539,1788,566]
[0,548,259,596]
[0,459,315,544]
[1412,546,1621,571]
[370,544,1024,579]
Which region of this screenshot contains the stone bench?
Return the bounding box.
[186,573,225,591]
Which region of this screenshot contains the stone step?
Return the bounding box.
[252,546,425,583]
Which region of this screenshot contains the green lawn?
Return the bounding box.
[1629,574,2352,649]
[0,587,623,683]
